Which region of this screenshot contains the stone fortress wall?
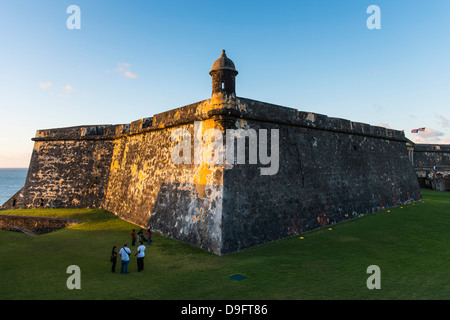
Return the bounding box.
[1,51,422,255]
[413,144,450,191]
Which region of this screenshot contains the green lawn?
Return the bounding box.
[0,189,449,300]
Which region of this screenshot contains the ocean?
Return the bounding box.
[0,168,28,206]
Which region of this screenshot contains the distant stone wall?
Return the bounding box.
[0,214,79,235]
[414,144,450,169]
[413,144,450,191]
[2,126,116,210]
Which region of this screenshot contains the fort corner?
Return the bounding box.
[1,50,422,255]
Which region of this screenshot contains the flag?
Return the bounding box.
[411,129,418,133]
[418,127,426,131]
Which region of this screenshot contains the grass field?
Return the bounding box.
[0,189,449,300]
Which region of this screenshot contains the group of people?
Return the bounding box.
[131,228,152,246]
[110,229,152,274]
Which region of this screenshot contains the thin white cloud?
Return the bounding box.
[435,114,450,128]
[411,128,445,144]
[39,82,78,97]
[116,63,131,72]
[115,62,139,79]
[424,128,445,138]
[39,82,52,89]
[64,85,74,93]
[124,70,139,79]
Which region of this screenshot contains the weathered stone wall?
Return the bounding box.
[2,125,116,210]
[0,214,79,235]
[104,119,225,255]
[413,144,450,190]
[220,98,421,254]
[414,144,450,169]
[1,96,422,255]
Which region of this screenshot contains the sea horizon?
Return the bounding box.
[0,168,28,206]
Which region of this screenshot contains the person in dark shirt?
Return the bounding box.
[110,246,118,273]
[131,229,136,246]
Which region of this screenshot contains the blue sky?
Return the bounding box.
[0,0,449,167]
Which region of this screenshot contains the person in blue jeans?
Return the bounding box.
[119,244,132,274]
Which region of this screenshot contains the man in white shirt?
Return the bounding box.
[136,241,146,272]
[119,244,131,274]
